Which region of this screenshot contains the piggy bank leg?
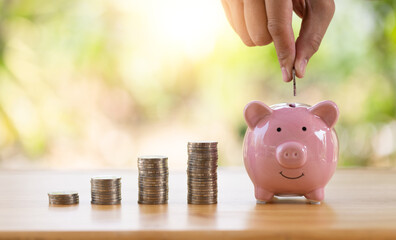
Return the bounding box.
[255,186,274,204]
[304,188,324,204]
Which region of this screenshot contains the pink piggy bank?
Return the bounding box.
[243,101,339,203]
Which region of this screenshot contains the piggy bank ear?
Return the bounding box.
[244,101,272,129]
[309,100,339,128]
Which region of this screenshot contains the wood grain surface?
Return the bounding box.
[0,168,395,239]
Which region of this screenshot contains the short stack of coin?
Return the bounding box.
[138,155,169,204]
[91,176,122,205]
[187,141,218,204]
[48,191,79,205]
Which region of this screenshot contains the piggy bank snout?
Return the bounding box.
[276,142,307,168]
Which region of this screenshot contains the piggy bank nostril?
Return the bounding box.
[284,152,289,158]
[294,152,298,157]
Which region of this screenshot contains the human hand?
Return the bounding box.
[221,0,335,82]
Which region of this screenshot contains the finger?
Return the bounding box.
[244,0,272,46]
[228,0,255,46]
[265,0,295,82]
[295,0,335,78]
[221,0,236,32]
[292,0,305,18]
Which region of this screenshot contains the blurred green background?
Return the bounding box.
[0,0,395,169]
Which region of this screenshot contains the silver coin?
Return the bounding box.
[188,196,217,200]
[91,176,121,180]
[138,186,168,190]
[139,188,168,192]
[48,195,79,199]
[138,201,168,205]
[138,163,168,167]
[188,192,217,196]
[188,148,218,152]
[138,182,168,186]
[138,198,168,202]
[187,168,217,172]
[91,189,121,192]
[138,180,168,184]
[188,185,217,190]
[188,162,217,166]
[187,176,217,180]
[139,186,168,190]
[91,198,121,202]
[139,193,168,197]
[138,169,169,173]
[138,175,168,179]
[138,173,169,178]
[188,186,217,190]
[187,147,218,151]
[49,201,79,204]
[188,152,217,156]
[188,188,217,192]
[138,161,168,165]
[187,141,217,146]
[138,198,168,201]
[139,189,168,193]
[188,154,217,158]
[91,195,121,199]
[91,181,121,185]
[139,193,167,196]
[139,187,168,191]
[48,199,78,202]
[91,195,121,198]
[188,179,217,182]
[138,196,168,202]
[188,147,218,151]
[138,194,168,198]
[91,185,121,188]
[91,191,120,195]
[187,170,217,175]
[188,157,218,161]
[188,201,217,205]
[91,202,121,205]
[188,158,218,162]
[187,163,218,168]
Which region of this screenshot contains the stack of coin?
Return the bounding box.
[91,176,122,205]
[187,141,218,204]
[48,191,79,205]
[138,155,168,204]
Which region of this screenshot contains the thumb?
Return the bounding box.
[295,0,335,78]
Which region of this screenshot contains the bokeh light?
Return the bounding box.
[0,0,395,169]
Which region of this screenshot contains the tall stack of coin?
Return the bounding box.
[138,155,169,204]
[48,191,79,205]
[91,176,122,205]
[187,141,218,204]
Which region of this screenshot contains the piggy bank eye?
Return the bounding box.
[302,126,307,131]
[277,127,281,132]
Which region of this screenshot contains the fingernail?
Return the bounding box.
[300,59,308,77]
[281,67,289,82]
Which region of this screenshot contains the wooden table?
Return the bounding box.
[0,168,395,239]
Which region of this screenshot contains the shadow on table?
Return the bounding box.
[243,197,336,229]
[90,204,122,223]
[138,204,169,228]
[187,204,218,228]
